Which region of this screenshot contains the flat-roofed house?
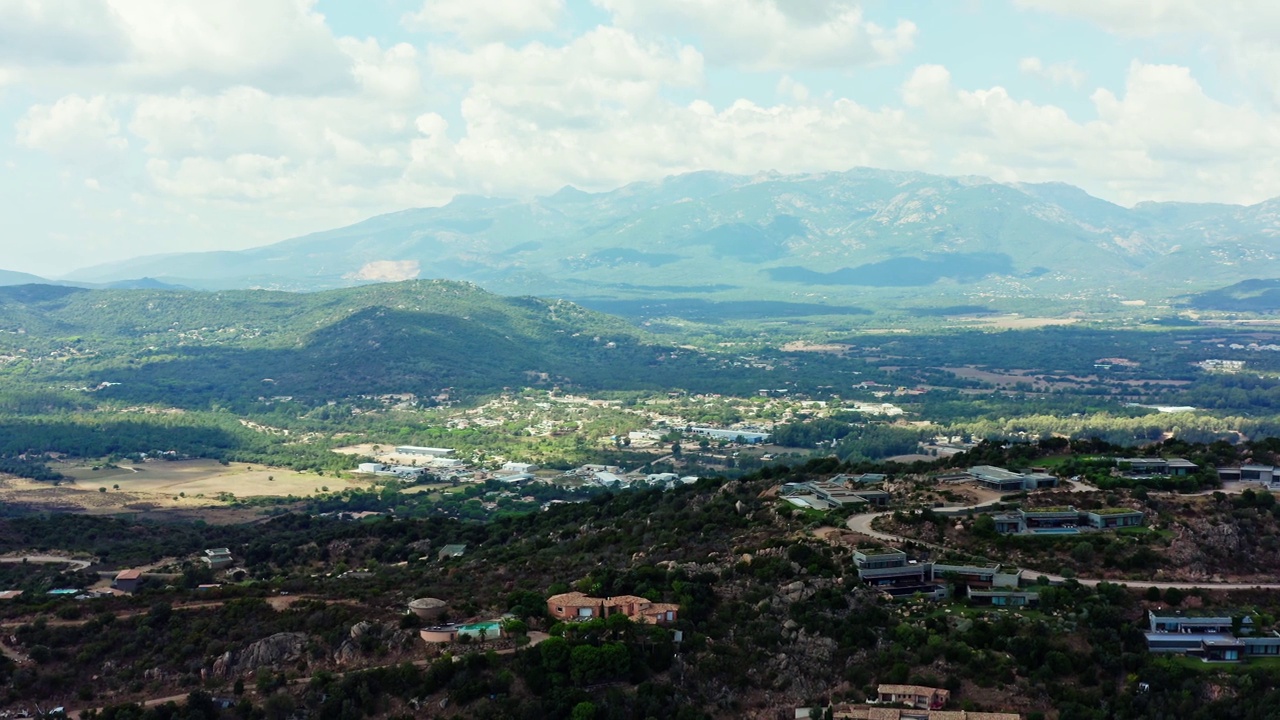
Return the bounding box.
[203,548,233,569]
[968,466,1059,491]
[1084,509,1144,529]
[852,549,929,595]
[1119,457,1198,476]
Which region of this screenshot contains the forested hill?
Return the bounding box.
[0,281,749,407]
[1184,278,1280,312]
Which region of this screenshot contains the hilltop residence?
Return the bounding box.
[989,506,1143,535]
[877,684,950,710]
[113,569,143,593]
[437,544,467,560]
[203,548,233,569]
[1217,464,1278,485]
[1144,610,1280,662]
[968,589,1041,607]
[781,481,890,510]
[816,707,1021,720]
[832,473,888,485]
[1116,457,1198,477]
[546,592,679,625]
[967,466,1059,492]
[851,550,1023,600]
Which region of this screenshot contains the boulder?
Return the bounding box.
[214,632,308,678]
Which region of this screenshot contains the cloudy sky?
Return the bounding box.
[4,0,1280,276]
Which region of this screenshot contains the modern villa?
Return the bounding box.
[990,506,1144,534]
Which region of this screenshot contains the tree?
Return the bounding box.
[972,514,997,539]
[571,702,597,720]
[1164,587,1185,606]
[1070,541,1095,564]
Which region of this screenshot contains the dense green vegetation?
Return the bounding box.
[1,455,1278,719]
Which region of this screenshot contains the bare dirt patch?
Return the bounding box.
[780,342,850,354]
[332,443,450,467]
[964,314,1079,329]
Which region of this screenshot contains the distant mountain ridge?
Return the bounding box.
[64,168,1280,304]
[0,269,187,291]
[0,269,52,287]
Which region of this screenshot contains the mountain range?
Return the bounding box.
[19,167,1280,311]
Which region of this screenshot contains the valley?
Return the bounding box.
[0,277,1276,719]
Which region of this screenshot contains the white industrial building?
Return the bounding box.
[502,462,539,474]
[394,446,455,457]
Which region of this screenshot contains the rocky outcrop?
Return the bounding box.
[334,622,417,665]
[211,632,308,678]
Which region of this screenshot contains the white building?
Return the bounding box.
[357,463,386,474]
[502,462,539,474]
[689,427,771,444]
[394,446,455,457]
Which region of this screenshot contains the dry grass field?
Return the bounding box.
[0,459,376,517]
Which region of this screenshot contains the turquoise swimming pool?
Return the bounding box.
[1032,527,1079,534]
[455,621,502,638]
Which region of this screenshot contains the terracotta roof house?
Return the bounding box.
[547,592,679,625]
[829,706,1021,720]
[877,684,951,710]
[113,569,143,593]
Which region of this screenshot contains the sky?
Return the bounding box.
[3,0,1280,276]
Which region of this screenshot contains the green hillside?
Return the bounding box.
[1183,279,1280,312]
[0,281,741,407]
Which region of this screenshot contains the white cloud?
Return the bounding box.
[1016,0,1280,100]
[900,61,1280,203]
[594,0,915,70]
[16,94,128,159]
[404,0,565,44]
[0,0,127,66]
[777,76,811,103]
[1019,57,1085,88]
[0,0,356,94]
[1014,0,1280,37]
